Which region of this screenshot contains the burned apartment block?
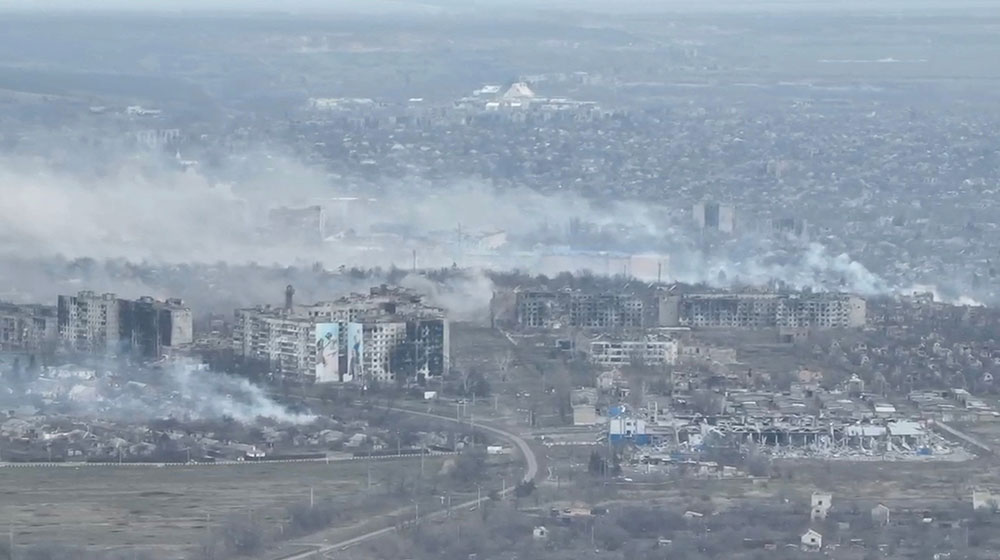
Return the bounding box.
[658,292,866,329]
[492,289,651,330]
[233,285,449,384]
[57,291,193,357]
[0,302,58,353]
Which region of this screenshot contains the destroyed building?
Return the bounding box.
[233,285,449,384]
[588,332,679,367]
[491,288,653,329]
[659,292,866,329]
[493,287,866,331]
[0,302,58,353]
[57,291,193,358]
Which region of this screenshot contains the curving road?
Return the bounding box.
[275,405,538,560]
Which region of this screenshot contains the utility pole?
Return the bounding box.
[414,501,420,525]
[309,487,314,509]
[420,447,425,478]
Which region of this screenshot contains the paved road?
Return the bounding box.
[275,405,538,560]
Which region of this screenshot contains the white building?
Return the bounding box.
[801,529,822,550]
[57,292,120,354]
[589,335,678,367]
[233,286,448,383]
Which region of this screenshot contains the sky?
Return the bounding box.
[0,0,992,13]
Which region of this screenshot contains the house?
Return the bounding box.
[532,526,548,539]
[801,529,823,550]
[871,503,890,526]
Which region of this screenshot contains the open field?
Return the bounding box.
[0,457,448,557]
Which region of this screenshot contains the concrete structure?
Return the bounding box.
[233,286,448,383]
[57,291,192,357]
[58,291,120,354]
[588,334,678,367]
[659,292,866,329]
[118,297,193,358]
[810,492,832,521]
[493,288,651,330]
[693,201,735,233]
[0,302,57,353]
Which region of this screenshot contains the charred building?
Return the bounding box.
[118,297,194,358]
[493,289,652,330]
[58,291,193,357]
[658,292,866,329]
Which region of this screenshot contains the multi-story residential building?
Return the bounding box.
[493,289,651,330]
[119,297,194,358]
[232,285,449,384]
[0,302,58,353]
[589,333,679,367]
[659,292,866,329]
[58,292,121,354]
[57,291,193,357]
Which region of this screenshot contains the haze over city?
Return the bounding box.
[2,1,1000,559]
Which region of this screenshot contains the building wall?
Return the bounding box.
[589,338,678,367]
[509,290,649,330]
[232,292,448,383]
[58,292,120,354]
[672,293,865,329]
[0,303,57,353]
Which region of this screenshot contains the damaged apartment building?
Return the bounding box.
[0,302,58,353]
[490,289,654,330]
[232,285,449,384]
[492,287,866,331]
[57,291,194,358]
[659,292,866,329]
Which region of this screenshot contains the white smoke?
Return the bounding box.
[10,359,317,425]
[165,361,317,424]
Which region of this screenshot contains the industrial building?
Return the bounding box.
[659,292,866,329]
[57,291,193,357]
[0,302,58,353]
[232,285,449,384]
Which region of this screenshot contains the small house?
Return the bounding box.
[532,526,548,540]
[871,503,890,526]
[801,529,823,550]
